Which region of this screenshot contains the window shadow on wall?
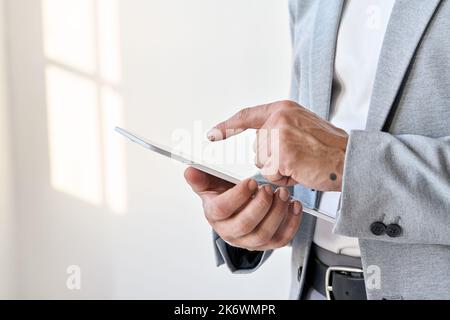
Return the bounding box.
[42,0,127,214]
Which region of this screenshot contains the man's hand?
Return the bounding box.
[207,101,349,192]
[184,167,302,251]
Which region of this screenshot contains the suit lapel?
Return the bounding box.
[366,0,442,131]
[310,0,344,120]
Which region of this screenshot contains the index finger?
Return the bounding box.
[207,103,273,142]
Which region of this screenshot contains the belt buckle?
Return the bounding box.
[325,266,364,300]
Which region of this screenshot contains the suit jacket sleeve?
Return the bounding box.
[335,131,450,245]
[213,230,274,273]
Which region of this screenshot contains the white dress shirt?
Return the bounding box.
[313,0,396,257]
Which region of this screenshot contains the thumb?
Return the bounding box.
[184,167,234,194]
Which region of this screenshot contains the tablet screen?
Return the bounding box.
[115,127,335,223]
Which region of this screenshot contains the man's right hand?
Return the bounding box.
[184,167,303,251]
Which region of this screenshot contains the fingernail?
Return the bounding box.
[207,128,222,142]
[263,184,273,195]
[278,188,290,202]
[248,179,258,192]
[293,201,302,215]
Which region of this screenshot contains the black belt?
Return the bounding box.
[304,244,367,300]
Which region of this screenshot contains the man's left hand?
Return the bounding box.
[207,101,349,192]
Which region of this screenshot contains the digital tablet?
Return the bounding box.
[115,127,335,223]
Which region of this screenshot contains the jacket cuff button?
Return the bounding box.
[370,222,387,236]
[386,224,403,238]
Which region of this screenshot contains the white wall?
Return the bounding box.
[0,0,15,299]
[5,0,293,299]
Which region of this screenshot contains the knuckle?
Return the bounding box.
[237,107,251,121]
[204,212,215,226]
[207,201,225,220]
[272,200,287,214]
[203,201,214,220]
[221,234,234,244]
[272,241,288,250]
[254,228,273,246]
[218,228,234,243]
[262,103,275,112]
[257,192,273,208]
[271,110,283,122]
[272,110,290,125]
[235,219,254,236]
[277,236,292,248]
[266,241,281,250]
[278,100,296,110]
[271,229,292,249]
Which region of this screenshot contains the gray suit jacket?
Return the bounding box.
[214,0,450,300]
